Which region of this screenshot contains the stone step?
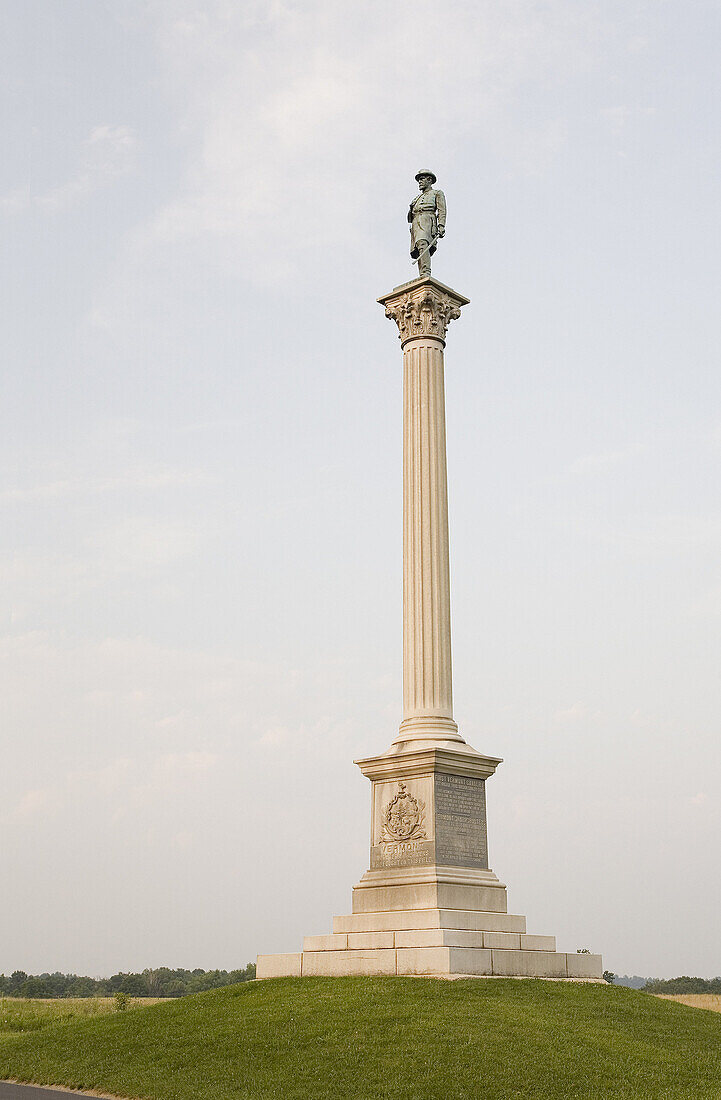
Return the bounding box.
[392,947,602,979]
[256,952,302,978]
[289,946,603,979]
[304,930,556,952]
[352,882,507,915]
[303,948,396,976]
[332,908,527,935]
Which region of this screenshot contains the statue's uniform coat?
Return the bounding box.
[408,187,447,261]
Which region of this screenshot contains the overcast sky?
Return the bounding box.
[2,0,720,981]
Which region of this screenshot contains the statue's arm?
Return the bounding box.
[407,202,414,224]
[436,190,447,235]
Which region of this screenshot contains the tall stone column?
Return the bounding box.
[348,275,505,916]
[378,277,469,749]
[256,237,604,983]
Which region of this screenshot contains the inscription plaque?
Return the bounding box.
[370,839,434,870]
[434,773,488,868]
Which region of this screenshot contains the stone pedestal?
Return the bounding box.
[257,278,603,981]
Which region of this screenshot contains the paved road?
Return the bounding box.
[0,1084,112,1099]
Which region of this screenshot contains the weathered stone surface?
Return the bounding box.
[491,950,567,978]
[302,949,396,977]
[394,947,453,975]
[520,934,557,952]
[302,934,347,952]
[256,953,302,979]
[446,948,494,976]
[434,772,488,868]
[565,953,603,979]
[481,931,522,950]
[345,931,396,950]
[258,914,597,980]
[351,881,508,915]
[394,929,486,949]
[333,909,527,934]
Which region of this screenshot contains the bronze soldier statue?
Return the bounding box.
[408,170,446,277]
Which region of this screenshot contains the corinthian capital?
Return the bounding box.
[378,277,470,346]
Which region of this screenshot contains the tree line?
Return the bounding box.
[3,967,718,998]
[0,965,256,999]
[641,976,721,994]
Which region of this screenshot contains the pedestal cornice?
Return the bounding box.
[354,745,503,782]
[378,277,470,347]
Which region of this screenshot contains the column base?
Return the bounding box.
[392,714,465,751]
[351,864,508,914]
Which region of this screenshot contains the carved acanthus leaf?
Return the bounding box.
[384,285,463,344]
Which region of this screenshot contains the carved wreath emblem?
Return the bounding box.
[381,782,427,843]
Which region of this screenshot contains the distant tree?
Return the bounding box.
[118,974,148,997]
[614,975,651,990]
[66,977,98,998]
[643,976,721,995]
[229,964,256,983]
[143,969,161,996]
[187,970,222,994]
[603,971,616,984]
[10,971,28,991]
[0,964,256,999]
[20,978,51,997]
[163,980,188,997]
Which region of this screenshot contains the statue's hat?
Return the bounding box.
[415,169,437,183]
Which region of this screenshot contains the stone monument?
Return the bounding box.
[257,173,602,980]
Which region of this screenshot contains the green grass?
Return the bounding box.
[1,978,721,1099]
[0,997,161,1037]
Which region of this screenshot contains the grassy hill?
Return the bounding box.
[2,977,721,1099]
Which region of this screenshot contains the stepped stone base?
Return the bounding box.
[257,881,603,982]
[258,926,602,980]
[257,742,603,982]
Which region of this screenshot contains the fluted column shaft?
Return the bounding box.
[402,336,453,728]
[378,277,469,747]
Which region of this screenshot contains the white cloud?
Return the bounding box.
[0,631,341,749]
[691,585,721,618]
[64,756,135,796]
[554,511,721,557]
[552,702,596,726]
[1,788,55,825]
[0,467,206,504]
[160,750,218,772]
[567,444,647,476]
[0,517,201,628]
[84,516,200,570]
[116,0,606,282]
[0,125,136,214]
[257,725,289,747]
[599,104,656,135]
